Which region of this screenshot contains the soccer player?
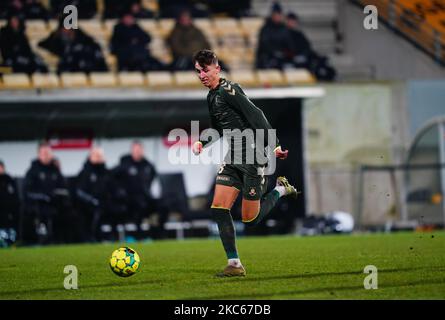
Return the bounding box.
[192,50,299,277]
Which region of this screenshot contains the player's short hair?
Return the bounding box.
[38,141,50,150]
[193,50,219,68]
[0,160,4,168]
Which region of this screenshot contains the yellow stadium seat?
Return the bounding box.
[32,73,60,88]
[213,18,241,37]
[173,71,201,88]
[146,71,173,87]
[139,19,159,36]
[240,17,264,37]
[229,70,259,87]
[194,18,215,37]
[158,18,175,37]
[60,72,89,87]
[256,69,286,87]
[2,73,32,89]
[89,72,117,87]
[79,20,107,39]
[104,19,118,36]
[117,72,146,87]
[284,69,316,84]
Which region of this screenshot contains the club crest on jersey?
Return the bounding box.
[249,188,256,196]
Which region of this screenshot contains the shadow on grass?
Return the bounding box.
[184,277,445,300]
[1,266,444,299]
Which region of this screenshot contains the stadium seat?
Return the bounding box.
[158,19,175,37]
[283,69,316,85]
[60,72,89,88]
[213,17,242,37]
[194,18,215,38]
[32,73,60,88]
[79,20,107,39]
[104,19,118,37]
[0,20,6,29]
[2,73,32,89]
[239,17,264,38]
[256,69,286,87]
[139,19,159,36]
[173,71,201,88]
[229,70,259,87]
[89,72,118,87]
[25,20,48,37]
[146,71,173,88]
[117,72,146,87]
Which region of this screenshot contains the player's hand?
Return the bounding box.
[274,146,288,160]
[192,141,203,155]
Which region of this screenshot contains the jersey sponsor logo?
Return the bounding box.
[216,175,230,182]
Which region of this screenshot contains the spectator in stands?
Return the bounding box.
[0,14,48,74]
[38,17,108,74]
[130,1,155,19]
[24,0,51,20]
[23,142,70,244]
[110,12,166,72]
[114,141,167,240]
[75,146,112,242]
[0,160,20,247]
[50,0,97,19]
[255,2,293,70]
[167,9,211,71]
[286,12,336,81]
[207,0,252,18]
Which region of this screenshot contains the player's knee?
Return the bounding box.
[242,209,260,226]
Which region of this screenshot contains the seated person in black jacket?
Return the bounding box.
[255,2,293,70]
[0,14,48,74]
[23,142,71,244]
[110,12,166,72]
[0,160,20,247]
[114,141,167,240]
[76,146,112,242]
[38,17,108,74]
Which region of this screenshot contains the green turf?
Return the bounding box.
[0,231,444,299]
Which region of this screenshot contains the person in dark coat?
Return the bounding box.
[75,147,112,242]
[114,141,167,240]
[23,142,70,244]
[0,14,48,74]
[38,18,108,74]
[0,161,20,247]
[167,9,211,71]
[255,2,293,70]
[110,12,165,72]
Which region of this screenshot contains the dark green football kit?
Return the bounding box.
[200,78,280,200]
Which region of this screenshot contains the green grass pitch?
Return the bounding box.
[0,231,444,299]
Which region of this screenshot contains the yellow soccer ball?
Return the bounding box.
[109,247,140,277]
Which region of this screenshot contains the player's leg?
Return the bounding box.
[212,164,246,277]
[242,172,299,226]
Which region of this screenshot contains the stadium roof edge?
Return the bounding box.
[0,87,325,103]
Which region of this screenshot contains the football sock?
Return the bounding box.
[244,190,280,226]
[228,258,242,267]
[274,185,286,197]
[212,208,239,260]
